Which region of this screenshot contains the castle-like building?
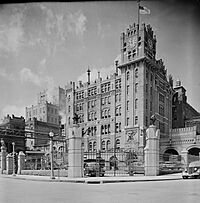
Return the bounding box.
[65,22,200,166]
[65,23,174,155]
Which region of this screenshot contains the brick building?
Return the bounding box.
[65,23,173,155]
[0,115,25,153]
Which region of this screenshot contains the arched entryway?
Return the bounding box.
[188,147,200,156]
[188,147,200,163]
[163,149,179,161]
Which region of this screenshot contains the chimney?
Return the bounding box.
[115,60,118,76]
[87,68,91,85]
[79,81,82,88]
[98,71,100,80]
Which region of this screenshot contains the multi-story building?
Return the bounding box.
[25,117,61,150]
[172,79,200,129]
[0,114,25,153]
[25,87,66,126]
[65,23,174,155]
[26,102,60,125]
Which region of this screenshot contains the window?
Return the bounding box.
[93,142,96,152]
[146,84,148,93]
[101,83,111,93]
[135,116,138,125]
[102,141,105,151]
[127,117,129,126]
[127,101,129,111]
[146,99,148,110]
[159,105,164,116]
[150,101,152,111]
[135,68,138,78]
[115,122,121,133]
[127,71,130,80]
[127,85,130,95]
[116,139,120,150]
[89,142,92,151]
[159,93,165,103]
[115,79,121,89]
[150,87,152,95]
[68,106,70,113]
[146,116,148,127]
[107,140,111,151]
[135,99,138,109]
[135,83,138,93]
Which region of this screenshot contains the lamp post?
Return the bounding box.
[49,132,55,179]
[12,142,16,176]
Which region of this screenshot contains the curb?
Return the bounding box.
[0,175,182,184]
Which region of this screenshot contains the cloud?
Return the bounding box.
[20,67,55,89]
[0,105,25,119]
[77,54,121,83]
[0,68,15,81]
[66,11,87,36]
[0,6,25,54]
[77,65,115,83]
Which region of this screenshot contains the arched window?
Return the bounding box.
[116,139,120,150]
[107,140,111,151]
[127,71,130,80]
[135,116,138,125]
[135,99,138,109]
[135,68,138,78]
[105,109,107,118]
[105,125,107,134]
[135,83,138,93]
[102,140,106,151]
[89,142,92,151]
[101,125,104,134]
[93,141,96,152]
[119,107,121,115]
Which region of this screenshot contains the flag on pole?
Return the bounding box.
[139,5,150,15]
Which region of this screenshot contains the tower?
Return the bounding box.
[118,23,173,152]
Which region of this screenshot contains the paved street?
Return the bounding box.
[0,176,200,203]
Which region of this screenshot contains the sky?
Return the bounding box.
[0,0,200,121]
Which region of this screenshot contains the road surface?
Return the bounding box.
[0,176,200,203]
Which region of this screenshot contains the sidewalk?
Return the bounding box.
[0,173,182,184]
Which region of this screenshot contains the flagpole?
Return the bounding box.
[137,0,140,57]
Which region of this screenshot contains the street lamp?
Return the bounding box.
[12,142,16,176]
[49,132,55,179]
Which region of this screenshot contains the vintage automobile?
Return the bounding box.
[182,161,200,179]
[84,158,105,177]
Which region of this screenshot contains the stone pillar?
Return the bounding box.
[6,154,13,175]
[1,146,7,174]
[144,125,160,176]
[17,151,25,175]
[181,150,188,169]
[68,124,83,178]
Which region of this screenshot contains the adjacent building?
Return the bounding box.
[0,115,25,153]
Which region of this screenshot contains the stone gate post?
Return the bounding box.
[17,151,25,175]
[1,145,7,174]
[144,125,160,176]
[68,124,83,178]
[6,154,13,175]
[181,150,188,169]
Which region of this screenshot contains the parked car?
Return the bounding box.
[182,161,200,179]
[84,158,105,177]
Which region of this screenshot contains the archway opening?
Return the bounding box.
[163,149,179,161]
[188,147,200,156]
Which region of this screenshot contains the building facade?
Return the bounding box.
[65,23,174,155]
[26,86,66,126]
[0,115,25,153]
